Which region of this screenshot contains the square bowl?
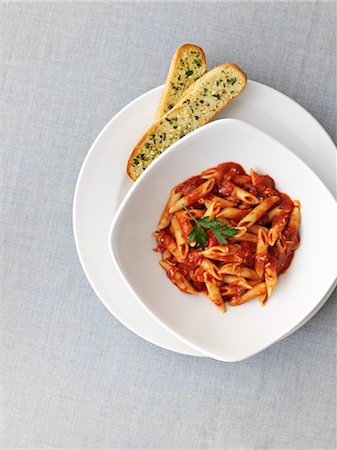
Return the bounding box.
[109,119,336,362]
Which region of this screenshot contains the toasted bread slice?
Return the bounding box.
[127,64,247,180]
[155,44,207,120]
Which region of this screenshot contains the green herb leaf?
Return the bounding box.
[185,70,194,77]
[184,207,238,250]
[188,225,208,250]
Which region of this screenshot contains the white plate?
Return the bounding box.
[73,81,336,357]
[110,119,337,362]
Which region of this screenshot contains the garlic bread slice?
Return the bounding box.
[155,44,207,120]
[127,64,247,180]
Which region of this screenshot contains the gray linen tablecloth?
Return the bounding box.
[2,2,336,449]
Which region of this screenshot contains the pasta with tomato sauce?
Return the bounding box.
[153,162,301,312]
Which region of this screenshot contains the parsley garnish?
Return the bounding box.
[185,70,194,77]
[183,207,238,250]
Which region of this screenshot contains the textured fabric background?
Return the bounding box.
[2,2,336,449]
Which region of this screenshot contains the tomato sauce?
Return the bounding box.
[154,229,174,253]
[236,242,256,268]
[154,162,300,305]
[176,176,204,195]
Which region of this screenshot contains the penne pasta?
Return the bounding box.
[250,279,264,287]
[255,228,268,278]
[237,196,280,228]
[192,265,206,282]
[201,244,240,258]
[265,261,278,297]
[226,195,236,202]
[222,275,252,289]
[250,169,262,186]
[158,187,182,229]
[268,216,287,246]
[248,224,269,235]
[171,215,189,260]
[200,167,218,179]
[258,291,268,306]
[155,162,300,313]
[155,231,180,260]
[204,194,236,209]
[159,260,174,272]
[202,199,222,219]
[162,249,172,260]
[283,203,301,251]
[219,263,259,280]
[268,205,284,221]
[232,232,258,243]
[160,260,197,294]
[232,185,259,205]
[288,204,301,230]
[180,209,204,219]
[201,253,243,264]
[276,237,287,254]
[220,284,246,297]
[233,174,251,186]
[213,254,242,264]
[230,282,267,306]
[217,207,245,219]
[232,226,247,238]
[200,257,222,280]
[169,178,215,213]
[203,272,226,312]
[176,210,194,241]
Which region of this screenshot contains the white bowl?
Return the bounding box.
[109,119,337,362]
